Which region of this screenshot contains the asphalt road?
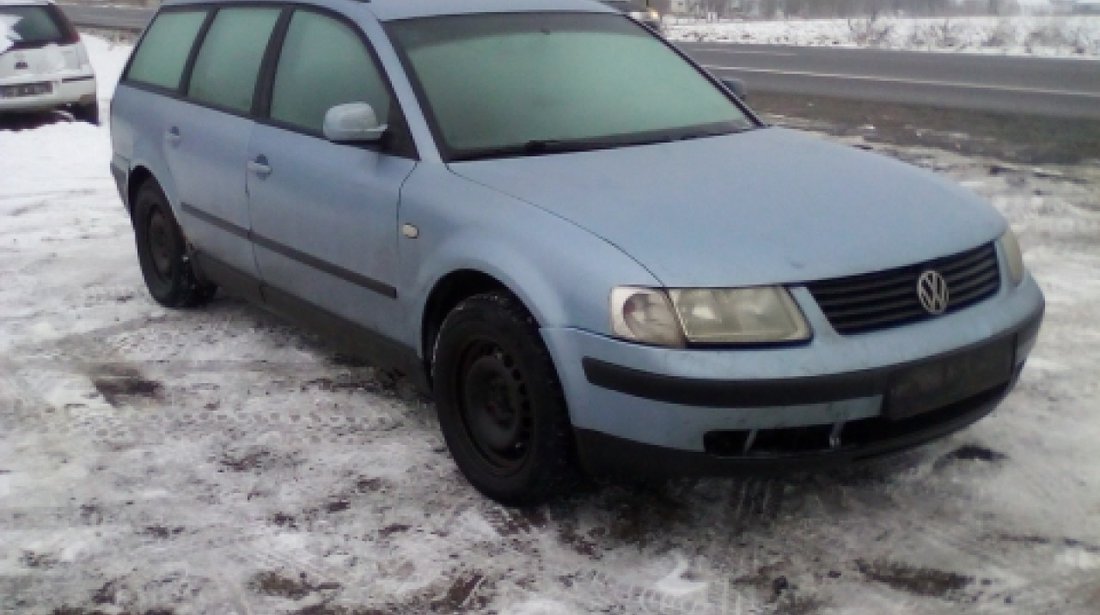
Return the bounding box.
[58,4,1100,119]
[683,42,1100,120]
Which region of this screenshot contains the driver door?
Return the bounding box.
[246,9,416,335]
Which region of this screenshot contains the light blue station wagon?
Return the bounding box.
[110,0,1044,504]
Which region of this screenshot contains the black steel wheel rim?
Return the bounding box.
[147,208,174,282]
[458,338,533,471]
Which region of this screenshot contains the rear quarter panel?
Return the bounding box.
[110,84,183,216]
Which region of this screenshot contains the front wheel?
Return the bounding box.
[432,292,578,505]
[132,181,216,308]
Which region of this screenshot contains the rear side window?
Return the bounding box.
[269,11,391,134]
[188,8,281,114]
[126,10,207,90]
[0,5,78,49]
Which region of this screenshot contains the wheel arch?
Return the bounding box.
[420,269,532,380]
[125,165,155,218]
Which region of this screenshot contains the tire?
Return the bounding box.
[133,181,216,308]
[72,101,99,125]
[432,292,578,505]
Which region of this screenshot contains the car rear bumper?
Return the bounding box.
[0,73,96,112]
[542,273,1044,478]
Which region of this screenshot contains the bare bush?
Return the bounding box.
[848,17,895,45]
[931,18,963,46]
[1024,22,1071,52]
[1067,24,1098,56]
[983,18,1018,47]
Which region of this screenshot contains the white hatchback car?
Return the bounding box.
[0,0,97,122]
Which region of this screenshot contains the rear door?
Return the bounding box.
[164,6,281,278]
[246,8,416,334]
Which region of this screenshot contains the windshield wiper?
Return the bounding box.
[452,138,619,162]
[450,125,755,162]
[522,137,625,155]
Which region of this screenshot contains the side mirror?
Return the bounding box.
[323,102,387,143]
[720,77,748,102]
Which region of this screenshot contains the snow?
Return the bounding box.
[667,15,1100,57]
[2,35,1099,614]
[82,33,130,101]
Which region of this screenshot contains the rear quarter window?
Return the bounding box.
[126,10,208,90]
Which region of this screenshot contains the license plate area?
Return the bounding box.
[885,338,1014,421]
[0,82,53,98]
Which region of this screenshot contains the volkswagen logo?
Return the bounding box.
[917,270,950,315]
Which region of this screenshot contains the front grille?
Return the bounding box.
[806,243,1000,335]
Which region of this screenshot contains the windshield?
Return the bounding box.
[388,13,755,161]
[601,1,645,12]
[0,5,76,52]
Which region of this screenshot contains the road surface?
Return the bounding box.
[681,42,1100,120]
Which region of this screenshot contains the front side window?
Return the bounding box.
[388,13,754,160]
[269,11,391,134]
[188,7,280,113]
[126,10,207,90]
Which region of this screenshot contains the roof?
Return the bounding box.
[162,0,613,22]
[366,0,612,21]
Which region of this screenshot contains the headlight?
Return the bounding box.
[610,286,811,347]
[670,287,810,344]
[999,227,1025,286]
[610,287,685,347]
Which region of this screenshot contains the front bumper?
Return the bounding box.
[542,273,1044,478]
[0,72,96,113]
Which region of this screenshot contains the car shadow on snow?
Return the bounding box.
[0,109,84,131]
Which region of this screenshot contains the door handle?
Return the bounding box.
[165,126,181,146]
[247,156,272,178]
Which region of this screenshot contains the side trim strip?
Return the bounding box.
[182,201,248,239]
[62,75,95,83]
[251,232,398,299]
[180,202,397,299]
[582,357,886,408]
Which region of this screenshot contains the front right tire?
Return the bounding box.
[432,292,579,505]
[72,101,99,125]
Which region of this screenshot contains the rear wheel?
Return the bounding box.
[133,181,216,308]
[72,101,99,125]
[432,292,578,505]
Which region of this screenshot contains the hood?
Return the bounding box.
[449,127,1005,288]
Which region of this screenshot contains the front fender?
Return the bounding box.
[397,164,660,357]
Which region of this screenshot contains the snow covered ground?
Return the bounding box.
[2,37,1099,615]
[667,15,1100,57]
